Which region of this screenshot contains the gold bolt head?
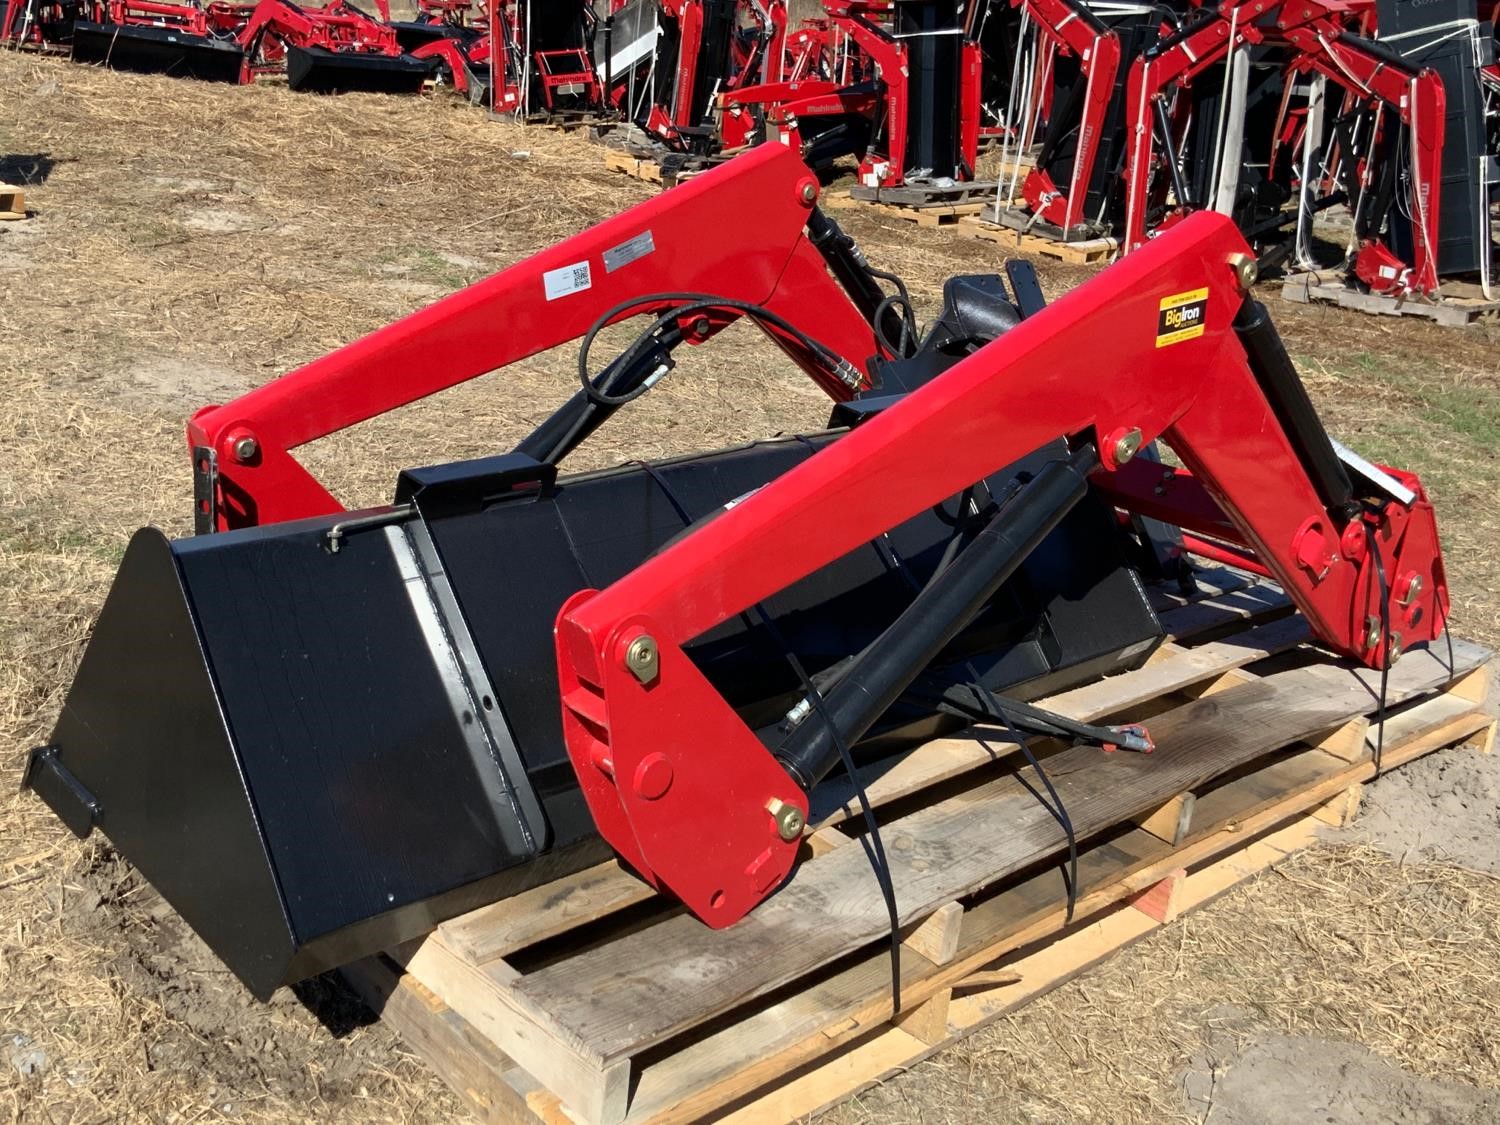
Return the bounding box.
[1398,573,1424,607]
[232,435,259,463]
[766,797,805,842]
[1112,427,1143,466]
[799,181,817,204]
[624,635,659,684]
[1228,251,1258,291]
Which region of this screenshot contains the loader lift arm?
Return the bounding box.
[1012,0,1124,232]
[187,145,881,530]
[553,207,1447,927]
[1120,0,1444,295]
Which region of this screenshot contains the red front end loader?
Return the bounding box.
[24,145,1449,998]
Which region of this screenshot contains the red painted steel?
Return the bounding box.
[1120,0,1445,295]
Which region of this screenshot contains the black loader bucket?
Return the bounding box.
[25,436,1162,999]
[285,43,435,94]
[388,18,466,51]
[70,19,246,82]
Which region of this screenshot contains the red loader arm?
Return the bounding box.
[187,145,878,530]
[1277,17,1445,296]
[1014,0,1123,231]
[1122,0,1268,253]
[555,209,1447,926]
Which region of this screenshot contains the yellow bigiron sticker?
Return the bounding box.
[1156,287,1209,347]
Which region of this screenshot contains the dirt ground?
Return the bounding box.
[2,49,1499,1125]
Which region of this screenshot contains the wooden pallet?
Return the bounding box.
[823,193,989,228]
[963,214,1116,265]
[342,571,1493,1125]
[0,184,26,221]
[849,180,1001,209]
[1281,272,1500,327]
[603,149,671,186]
[602,149,728,189]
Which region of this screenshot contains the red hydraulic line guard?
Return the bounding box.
[555,210,1447,927]
[187,144,878,529]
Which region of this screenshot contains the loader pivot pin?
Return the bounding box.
[624,634,659,684]
[766,797,805,841]
[1228,252,1258,292]
[1106,427,1143,469]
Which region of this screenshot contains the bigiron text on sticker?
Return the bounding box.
[1156,287,1208,347]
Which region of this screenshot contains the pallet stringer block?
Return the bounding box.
[901,901,964,966]
[1312,716,1371,763]
[1448,663,1490,704]
[891,986,953,1045]
[1127,868,1186,923]
[1133,792,1195,845]
[1308,784,1362,828]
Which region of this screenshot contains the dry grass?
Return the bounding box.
[1,44,1498,1125]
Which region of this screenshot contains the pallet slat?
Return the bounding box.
[1281,272,1500,327]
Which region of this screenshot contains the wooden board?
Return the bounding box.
[0,183,26,221]
[962,214,1116,264]
[824,193,988,228]
[1281,272,1500,327]
[348,575,1492,1125]
[603,149,667,186]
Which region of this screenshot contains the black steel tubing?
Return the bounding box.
[1233,297,1357,517]
[1152,95,1194,211]
[514,337,677,464]
[805,207,908,347]
[774,444,1100,789]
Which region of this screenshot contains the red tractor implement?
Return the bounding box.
[1120,0,1446,296]
[69,0,435,92]
[69,0,261,81]
[25,145,1448,998]
[0,0,81,48]
[723,0,985,187]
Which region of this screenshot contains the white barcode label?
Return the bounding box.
[544,260,592,301]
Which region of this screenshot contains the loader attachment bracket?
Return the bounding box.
[23,747,101,838]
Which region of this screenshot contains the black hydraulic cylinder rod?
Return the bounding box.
[1233,297,1357,518]
[1152,95,1194,211]
[774,443,1100,789]
[514,335,680,465]
[805,207,908,348]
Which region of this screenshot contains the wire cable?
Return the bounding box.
[577,291,859,407]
